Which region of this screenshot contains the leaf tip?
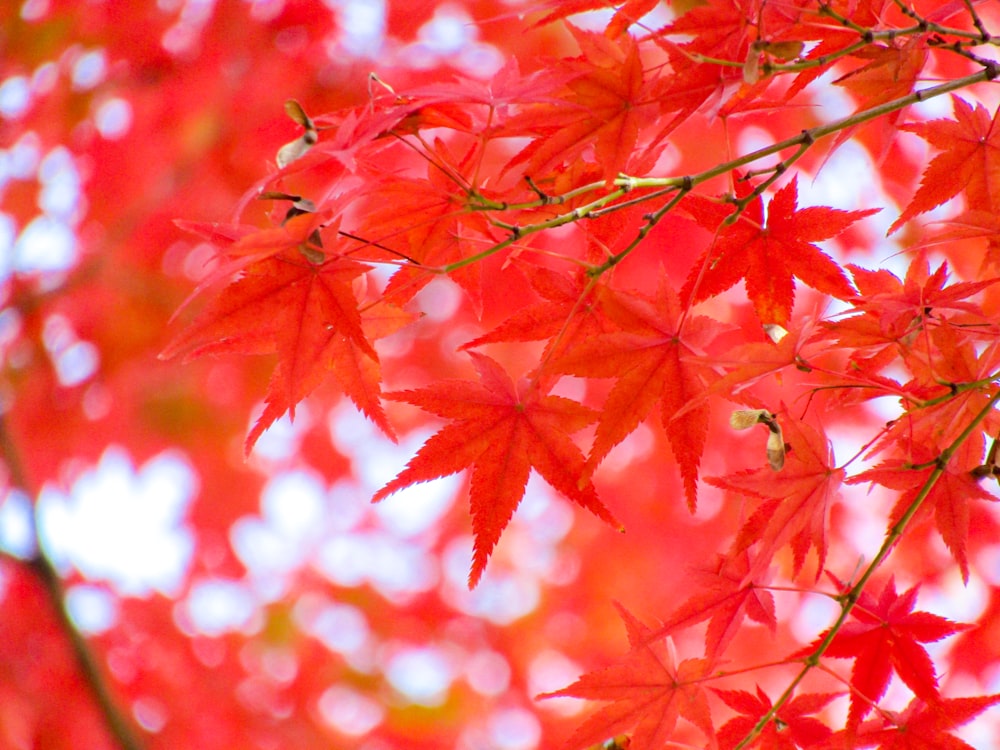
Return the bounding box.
[370,483,395,504]
[467,563,485,590]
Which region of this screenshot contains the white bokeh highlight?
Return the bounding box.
[37,447,197,597]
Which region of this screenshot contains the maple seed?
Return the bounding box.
[766,428,786,471]
[599,737,631,749]
[276,134,314,168]
[276,99,318,168]
[729,409,771,430]
[298,243,324,264]
[763,324,788,343]
[284,99,315,130]
[728,409,785,470]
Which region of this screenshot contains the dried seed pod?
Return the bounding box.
[728,409,785,471]
[276,99,318,168]
[742,47,760,85]
[766,423,785,471]
[763,323,788,343]
[730,409,771,430]
[276,131,317,168]
[283,99,315,130]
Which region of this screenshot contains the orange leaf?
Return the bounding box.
[682,177,877,325]
[797,577,970,730]
[539,603,716,750]
[708,417,844,578]
[372,352,622,587]
[714,685,839,750]
[161,248,390,453]
[548,283,722,510]
[890,97,1000,235]
[503,28,659,183]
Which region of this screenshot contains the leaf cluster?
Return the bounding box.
[146,0,1000,747]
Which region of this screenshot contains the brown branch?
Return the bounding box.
[0,416,146,750]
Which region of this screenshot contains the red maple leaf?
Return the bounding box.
[897,325,1000,450]
[168,212,330,316]
[459,264,623,360]
[372,352,622,587]
[161,247,390,453]
[890,96,1000,235]
[648,0,804,132]
[839,694,1000,750]
[684,316,823,411]
[532,0,658,38]
[845,258,998,334]
[354,139,496,310]
[547,282,722,510]
[825,257,1000,377]
[503,27,660,183]
[923,210,1000,272]
[825,37,929,161]
[835,38,928,110]
[798,577,969,730]
[651,549,776,663]
[682,177,877,325]
[707,417,844,578]
[713,685,839,750]
[539,603,715,750]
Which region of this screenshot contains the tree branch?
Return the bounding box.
[0,416,146,750]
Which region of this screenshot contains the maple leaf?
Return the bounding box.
[707,417,844,578]
[682,317,822,412]
[503,27,660,183]
[835,38,927,109]
[539,603,715,750]
[532,0,658,38]
[825,37,929,161]
[648,0,802,132]
[681,177,877,326]
[798,577,970,730]
[354,139,497,311]
[826,257,1000,376]
[459,264,622,359]
[605,0,658,36]
[713,685,839,750]
[168,213,330,317]
[372,352,622,587]
[888,325,1000,455]
[160,247,389,453]
[532,0,659,37]
[923,210,1000,272]
[846,257,998,332]
[889,96,1000,235]
[547,282,722,510]
[848,440,998,583]
[844,693,1000,750]
[651,550,776,663]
